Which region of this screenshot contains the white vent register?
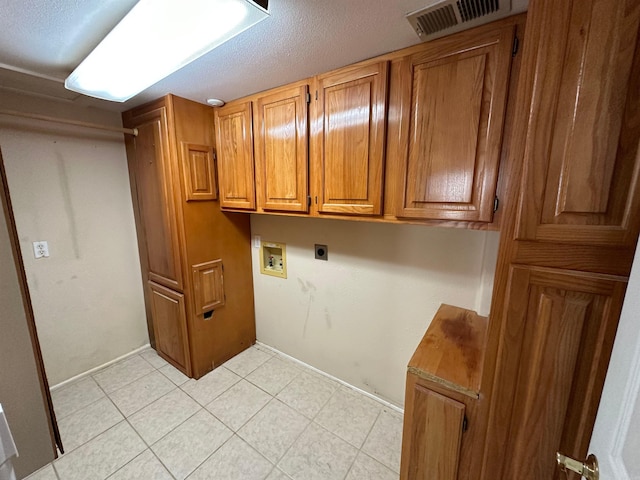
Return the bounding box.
[407,0,511,41]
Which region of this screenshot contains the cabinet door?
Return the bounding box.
[131,108,183,291]
[215,101,256,210]
[401,378,465,480]
[488,266,626,480]
[313,62,388,215]
[255,84,309,212]
[180,142,217,201]
[515,0,640,247]
[148,281,191,376]
[395,25,514,221]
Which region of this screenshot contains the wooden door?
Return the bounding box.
[148,281,191,376]
[395,24,514,222]
[491,267,626,480]
[313,61,388,216]
[215,101,256,210]
[254,84,309,212]
[130,108,183,291]
[515,0,640,247]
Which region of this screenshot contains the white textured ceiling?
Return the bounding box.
[0,0,528,112]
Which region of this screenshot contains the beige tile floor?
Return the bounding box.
[26,345,402,480]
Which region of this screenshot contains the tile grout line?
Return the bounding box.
[94,371,179,480]
[73,370,154,479]
[56,375,127,458]
[178,426,235,479]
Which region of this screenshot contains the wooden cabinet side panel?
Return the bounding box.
[255,84,309,212]
[314,61,388,216]
[172,96,255,378]
[401,377,465,480]
[215,102,256,210]
[148,281,191,376]
[516,0,640,246]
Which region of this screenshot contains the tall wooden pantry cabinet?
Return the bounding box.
[123,94,255,379]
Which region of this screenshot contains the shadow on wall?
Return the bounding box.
[249,214,498,276]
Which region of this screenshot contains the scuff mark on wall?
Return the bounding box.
[324,307,332,329]
[299,278,317,337]
[55,153,80,259]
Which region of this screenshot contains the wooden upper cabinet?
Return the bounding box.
[313,61,389,216]
[394,25,515,222]
[129,107,183,291]
[254,84,309,212]
[215,101,256,210]
[515,0,640,247]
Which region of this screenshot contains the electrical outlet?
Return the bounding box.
[315,244,328,261]
[33,241,49,259]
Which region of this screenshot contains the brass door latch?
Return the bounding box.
[556,452,599,480]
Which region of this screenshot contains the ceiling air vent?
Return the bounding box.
[407,0,511,41]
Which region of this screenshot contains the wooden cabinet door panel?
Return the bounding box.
[132,108,183,291]
[489,266,626,480]
[215,101,256,210]
[397,26,514,221]
[181,142,217,201]
[403,382,465,480]
[192,259,224,315]
[314,62,388,215]
[149,281,191,376]
[255,85,309,212]
[516,0,640,246]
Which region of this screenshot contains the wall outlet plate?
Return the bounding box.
[315,244,328,261]
[33,241,49,258]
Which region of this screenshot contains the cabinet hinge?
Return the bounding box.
[306,92,311,104]
[463,415,469,432]
[494,196,500,213]
[512,35,519,57]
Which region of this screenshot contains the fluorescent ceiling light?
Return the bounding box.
[65,0,269,102]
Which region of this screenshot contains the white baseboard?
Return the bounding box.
[255,341,404,414]
[49,344,151,392]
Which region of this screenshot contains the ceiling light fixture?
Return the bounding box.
[65,0,269,102]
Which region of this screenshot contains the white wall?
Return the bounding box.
[0,92,148,385]
[589,242,640,479]
[250,214,500,406]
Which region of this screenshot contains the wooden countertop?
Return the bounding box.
[408,304,488,399]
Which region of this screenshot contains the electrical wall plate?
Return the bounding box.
[33,241,49,258]
[315,244,328,261]
[260,241,287,278]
